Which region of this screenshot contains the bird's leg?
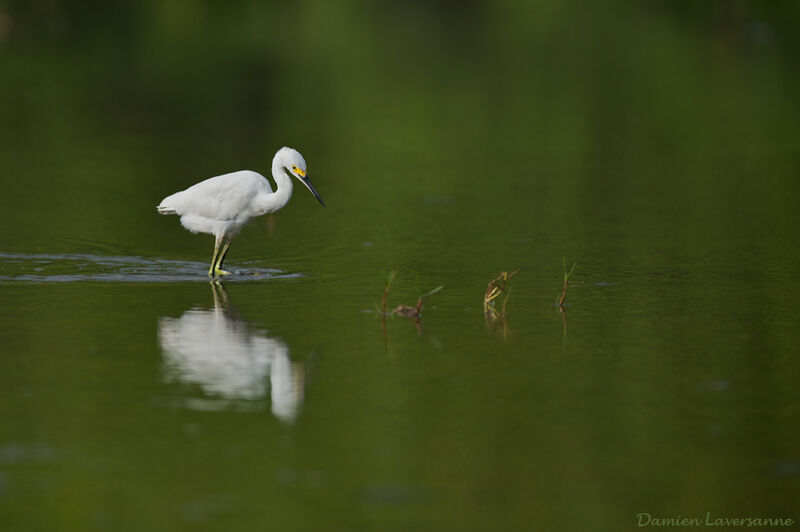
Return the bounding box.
[208,236,230,277]
[209,237,220,277]
[214,238,233,276]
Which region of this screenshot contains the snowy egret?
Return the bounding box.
[157,147,324,276]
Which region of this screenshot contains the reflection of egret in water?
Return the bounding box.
[158,282,304,422]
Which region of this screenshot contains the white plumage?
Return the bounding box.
[159,170,270,236]
[157,147,324,276]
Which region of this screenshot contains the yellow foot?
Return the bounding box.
[208,268,231,277]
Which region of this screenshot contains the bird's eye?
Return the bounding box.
[291,165,297,170]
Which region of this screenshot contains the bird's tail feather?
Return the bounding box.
[157,205,177,215]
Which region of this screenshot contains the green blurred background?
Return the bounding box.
[2,0,798,258]
[1,1,799,531]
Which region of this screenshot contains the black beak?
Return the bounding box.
[300,175,325,207]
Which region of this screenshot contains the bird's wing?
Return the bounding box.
[168,171,267,221]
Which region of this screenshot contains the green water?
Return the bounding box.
[2,2,799,530]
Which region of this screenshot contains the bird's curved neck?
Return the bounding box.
[257,163,293,214]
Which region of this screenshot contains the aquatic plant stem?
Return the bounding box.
[558,258,577,307]
[382,270,397,315]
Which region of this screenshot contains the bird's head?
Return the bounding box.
[276,147,325,207]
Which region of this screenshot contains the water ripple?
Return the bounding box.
[0,252,302,283]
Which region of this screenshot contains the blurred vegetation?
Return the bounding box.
[0,0,798,255]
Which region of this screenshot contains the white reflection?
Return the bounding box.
[158,282,304,423]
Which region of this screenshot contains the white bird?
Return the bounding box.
[157,147,324,276]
